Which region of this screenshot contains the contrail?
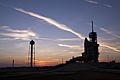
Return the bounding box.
[99,28,120,53]
[13,8,120,53]
[14,8,120,52]
[84,0,98,4]
[100,27,120,39]
[14,8,85,40]
[101,44,120,53]
[58,44,82,50]
[84,0,112,8]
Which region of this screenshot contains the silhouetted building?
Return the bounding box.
[66,21,99,63]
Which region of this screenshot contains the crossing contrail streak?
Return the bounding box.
[100,27,120,39]
[14,8,85,40]
[14,8,120,53]
[101,44,120,53]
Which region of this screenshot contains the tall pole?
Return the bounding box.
[92,21,94,32]
[31,44,33,67]
[34,44,35,67]
[30,40,35,68]
[12,59,14,68]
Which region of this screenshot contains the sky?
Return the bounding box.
[0,0,120,67]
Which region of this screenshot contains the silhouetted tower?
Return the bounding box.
[65,21,100,64]
[29,40,35,67]
[83,21,99,63]
[89,21,97,42]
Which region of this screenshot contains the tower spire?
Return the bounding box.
[92,21,94,32]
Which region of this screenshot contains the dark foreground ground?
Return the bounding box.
[0,70,120,80]
[0,63,120,80]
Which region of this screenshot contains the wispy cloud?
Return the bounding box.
[13,8,118,53]
[85,0,98,4]
[38,38,55,41]
[99,28,120,53]
[0,38,16,40]
[14,8,85,40]
[103,4,112,8]
[101,44,120,53]
[58,44,82,50]
[0,26,38,40]
[0,26,9,29]
[100,27,120,39]
[84,0,112,8]
[57,38,81,41]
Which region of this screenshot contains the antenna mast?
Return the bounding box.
[92,21,94,32]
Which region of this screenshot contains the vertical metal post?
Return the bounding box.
[34,44,35,67]
[30,44,33,67]
[30,40,35,68]
[12,59,14,68]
